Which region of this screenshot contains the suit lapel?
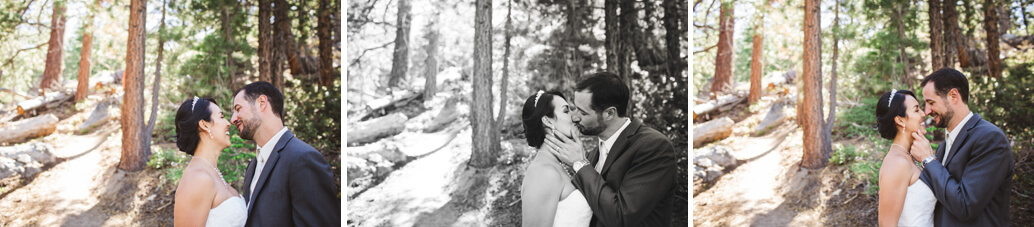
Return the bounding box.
[944,114,980,166]
[243,159,257,203]
[600,120,640,175]
[247,130,295,213]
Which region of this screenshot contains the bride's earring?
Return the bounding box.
[209,131,214,139]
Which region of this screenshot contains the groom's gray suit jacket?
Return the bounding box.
[243,130,340,226]
[920,113,1013,226]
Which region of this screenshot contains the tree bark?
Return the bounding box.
[318,0,335,86]
[224,4,236,91]
[145,0,167,152]
[801,0,828,169]
[664,0,684,89]
[258,0,272,83]
[712,2,733,96]
[41,2,67,91]
[422,21,439,99]
[943,1,969,68]
[605,0,619,75]
[388,0,411,88]
[470,0,498,168]
[896,3,910,87]
[928,0,944,70]
[496,0,512,138]
[76,28,92,103]
[984,0,1002,78]
[119,0,148,172]
[270,0,288,90]
[826,0,839,148]
[619,0,636,116]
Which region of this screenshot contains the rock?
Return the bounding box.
[695,145,736,168]
[754,101,788,136]
[0,143,55,178]
[0,156,23,179]
[79,100,113,133]
[693,117,735,148]
[345,156,373,182]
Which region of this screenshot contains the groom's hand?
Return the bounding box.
[544,130,587,167]
[910,132,934,161]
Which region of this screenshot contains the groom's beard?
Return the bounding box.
[933,108,955,129]
[577,114,606,136]
[237,116,262,140]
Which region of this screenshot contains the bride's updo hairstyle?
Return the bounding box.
[875,89,916,140]
[174,97,218,155]
[521,90,565,149]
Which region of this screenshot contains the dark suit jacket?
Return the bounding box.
[243,130,340,227]
[919,113,1013,226]
[570,120,677,227]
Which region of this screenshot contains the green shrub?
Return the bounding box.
[830,144,860,166]
[835,97,879,139]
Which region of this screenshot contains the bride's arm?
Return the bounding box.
[877,154,911,227]
[521,164,562,227]
[174,168,215,227]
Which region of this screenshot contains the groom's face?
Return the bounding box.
[922,82,954,129]
[572,91,606,136]
[231,92,264,141]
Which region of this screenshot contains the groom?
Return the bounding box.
[231,81,340,226]
[546,72,677,227]
[909,68,1013,226]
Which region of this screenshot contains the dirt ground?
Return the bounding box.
[0,97,174,226]
[693,95,879,226]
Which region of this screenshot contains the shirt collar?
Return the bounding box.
[599,119,631,153]
[947,112,974,147]
[256,127,289,163]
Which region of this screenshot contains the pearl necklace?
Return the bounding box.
[193,157,229,186]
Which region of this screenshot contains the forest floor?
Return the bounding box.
[0,95,174,226]
[693,91,879,226]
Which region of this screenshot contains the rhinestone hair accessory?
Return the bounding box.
[191,96,200,111]
[888,89,897,107]
[533,90,545,108]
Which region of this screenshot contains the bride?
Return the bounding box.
[875,90,936,226]
[520,90,592,227]
[173,97,247,226]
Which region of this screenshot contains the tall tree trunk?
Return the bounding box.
[663,0,684,79]
[619,0,636,117]
[224,5,236,91]
[41,1,67,91]
[258,0,272,83]
[826,0,839,148]
[929,0,944,70]
[496,0,512,138]
[145,0,167,151]
[801,0,828,169]
[897,3,911,87]
[283,0,307,77]
[605,0,618,76]
[942,0,959,68]
[76,3,94,103]
[984,0,1002,78]
[388,0,411,88]
[712,2,733,96]
[470,0,498,168]
[270,0,288,90]
[317,0,335,86]
[943,1,969,68]
[748,0,765,105]
[423,11,439,99]
[119,0,148,172]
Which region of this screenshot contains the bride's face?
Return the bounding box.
[547,97,575,138]
[897,96,927,135]
[201,103,233,149]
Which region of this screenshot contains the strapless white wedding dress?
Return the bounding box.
[898,179,936,226]
[553,190,593,227]
[206,195,247,227]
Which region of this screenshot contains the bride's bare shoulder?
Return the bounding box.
[879,151,914,178]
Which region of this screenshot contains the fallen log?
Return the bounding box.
[78,100,114,133]
[754,101,788,136]
[359,91,423,121]
[424,98,459,133]
[347,112,408,146]
[15,92,70,116]
[693,117,734,148]
[693,94,745,121]
[0,114,59,145]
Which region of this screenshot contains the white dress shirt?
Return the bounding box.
[943,112,974,164]
[596,119,631,173]
[250,127,289,196]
